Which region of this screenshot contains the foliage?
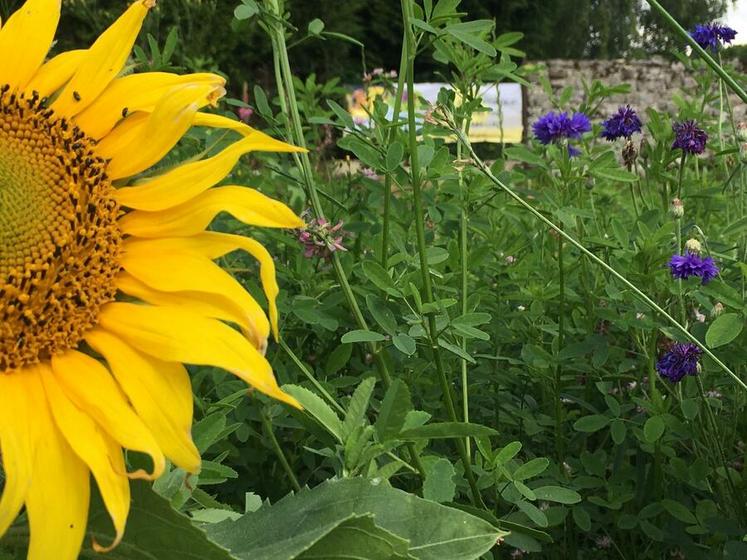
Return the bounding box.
[3,0,747,558]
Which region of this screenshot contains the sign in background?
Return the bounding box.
[347,82,523,144]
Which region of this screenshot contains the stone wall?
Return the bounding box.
[525,56,747,126]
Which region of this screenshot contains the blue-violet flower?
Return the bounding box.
[668,253,719,284]
[672,120,708,155]
[601,105,642,141]
[656,343,702,383]
[690,23,737,51]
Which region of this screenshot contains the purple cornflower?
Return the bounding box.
[672,120,708,155]
[656,343,702,383]
[668,253,719,284]
[690,23,737,51]
[601,105,642,141]
[532,111,591,144]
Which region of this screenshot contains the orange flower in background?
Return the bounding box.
[0,1,303,558]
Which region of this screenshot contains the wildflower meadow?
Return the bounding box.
[1,0,747,558]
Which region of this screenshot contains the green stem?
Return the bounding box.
[261,408,301,492]
[459,134,747,392]
[381,36,409,267]
[676,155,687,324]
[401,0,483,507]
[647,0,747,104]
[264,0,426,480]
[555,234,565,461]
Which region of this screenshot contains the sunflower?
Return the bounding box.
[0,1,304,558]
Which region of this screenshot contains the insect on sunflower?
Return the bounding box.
[0,1,304,558]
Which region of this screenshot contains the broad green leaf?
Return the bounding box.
[505,145,547,167]
[207,478,504,560]
[375,379,413,442]
[342,377,376,439]
[307,18,325,36]
[366,295,398,335]
[705,313,743,348]
[325,343,352,375]
[513,480,536,501]
[644,415,665,443]
[610,419,627,445]
[437,338,476,363]
[444,22,497,56]
[283,384,343,441]
[341,330,386,343]
[401,422,498,440]
[572,506,591,531]
[573,415,610,433]
[423,458,457,503]
[386,142,405,172]
[234,2,259,20]
[299,515,413,559]
[532,486,582,504]
[81,481,234,559]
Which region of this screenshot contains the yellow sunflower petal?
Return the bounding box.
[120,240,270,348]
[115,133,302,211]
[26,368,89,560]
[116,272,257,337]
[86,329,201,473]
[24,49,86,98]
[98,303,301,408]
[0,0,60,90]
[119,185,304,238]
[41,366,130,553]
[97,82,224,180]
[75,72,226,140]
[128,233,282,340]
[192,113,308,150]
[51,0,153,117]
[51,350,166,480]
[0,367,40,536]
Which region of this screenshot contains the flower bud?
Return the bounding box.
[685,238,702,254]
[670,198,684,218]
[711,302,725,317]
[737,121,747,141]
[622,139,638,168]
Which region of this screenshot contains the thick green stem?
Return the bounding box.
[555,234,565,461]
[647,0,747,104]
[459,134,747,392]
[401,0,483,507]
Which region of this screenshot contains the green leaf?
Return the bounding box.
[327,99,356,130]
[342,377,376,439]
[590,166,639,183]
[644,415,666,443]
[282,384,343,441]
[610,419,627,445]
[341,330,386,343]
[362,260,401,296]
[513,458,549,481]
[513,480,536,501]
[444,22,497,56]
[400,422,498,440]
[385,142,405,172]
[307,18,325,36]
[299,515,413,559]
[325,343,352,375]
[207,478,504,560]
[573,415,610,433]
[661,499,698,525]
[82,481,234,559]
[366,295,398,335]
[375,379,413,442]
[437,338,476,363]
[423,458,457,503]
[504,145,547,167]
[495,441,522,465]
[572,506,591,531]
[516,500,548,527]
[533,486,582,505]
[234,2,259,20]
[392,333,417,356]
[705,313,743,348]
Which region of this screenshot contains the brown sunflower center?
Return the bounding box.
[0,85,122,372]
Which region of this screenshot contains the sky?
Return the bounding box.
[726,0,747,44]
